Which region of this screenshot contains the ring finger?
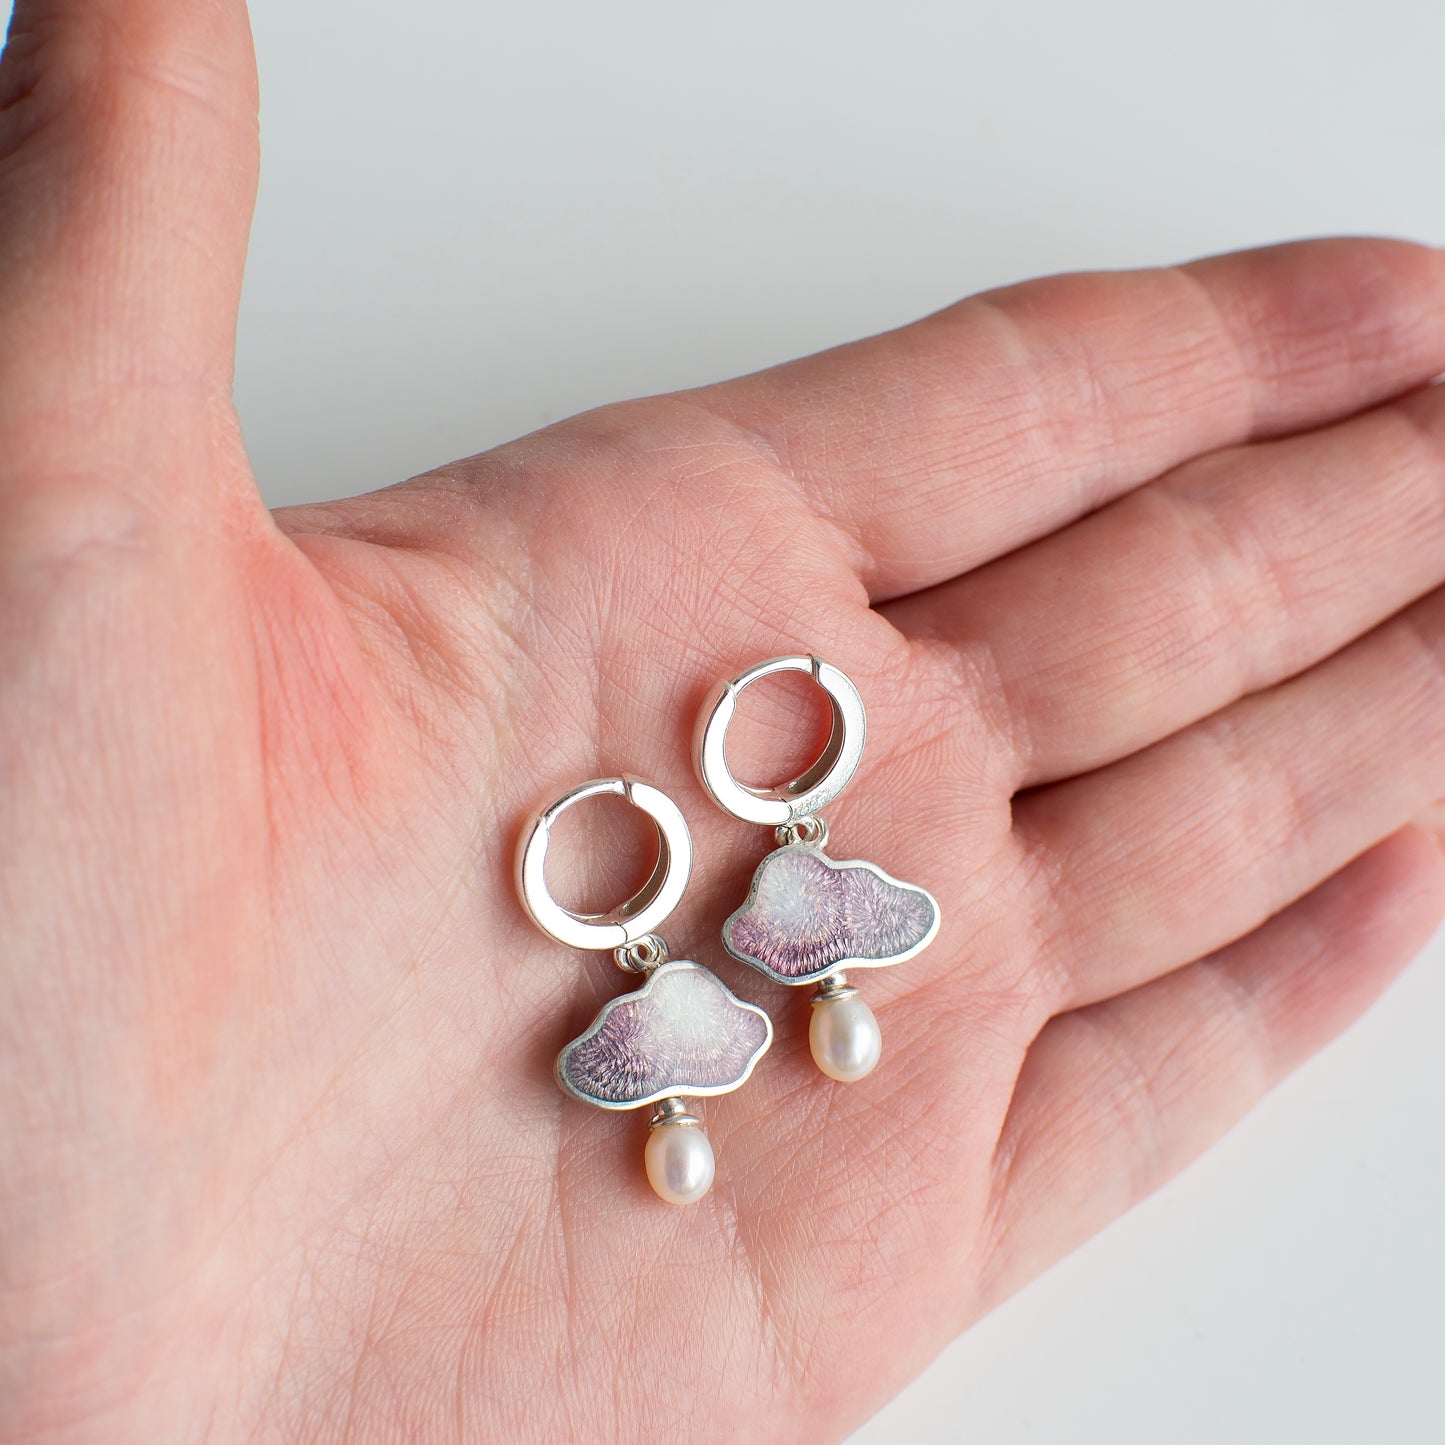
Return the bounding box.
[1014,584,1445,1011]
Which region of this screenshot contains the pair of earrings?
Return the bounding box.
[515,655,941,1205]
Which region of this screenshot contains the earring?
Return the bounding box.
[515,776,773,1205]
[693,656,940,1082]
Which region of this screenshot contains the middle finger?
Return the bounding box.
[886,382,1445,790]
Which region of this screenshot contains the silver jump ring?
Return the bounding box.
[692,655,867,828]
[515,777,692,952]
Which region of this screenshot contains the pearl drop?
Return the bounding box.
[645,1121,715,1205]
[809,993,883,1082]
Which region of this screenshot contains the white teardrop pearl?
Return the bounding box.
[809,992,883,1082]
[645,1122,715,1205]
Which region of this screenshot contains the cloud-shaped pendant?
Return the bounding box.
[557,960,773,1110]
[723,845,941,987]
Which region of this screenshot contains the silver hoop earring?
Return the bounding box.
[515,777,773,1204]
[694,657,940,1082]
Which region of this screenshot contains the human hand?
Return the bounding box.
[3,3,1444,1440]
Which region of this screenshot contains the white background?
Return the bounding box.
[32,0,1445,1439]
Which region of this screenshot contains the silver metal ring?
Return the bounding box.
[515,777,692,951]
[692,655,867,827]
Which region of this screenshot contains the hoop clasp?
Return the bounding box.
[692,655,867,828]
[515,777,692,951]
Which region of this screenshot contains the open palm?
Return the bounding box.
[5,4,1445,1441]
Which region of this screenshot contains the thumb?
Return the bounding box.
[0,0,261,522]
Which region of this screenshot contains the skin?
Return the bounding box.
[2,2,1444,1440]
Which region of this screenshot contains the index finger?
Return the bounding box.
[692,238,1445,600]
